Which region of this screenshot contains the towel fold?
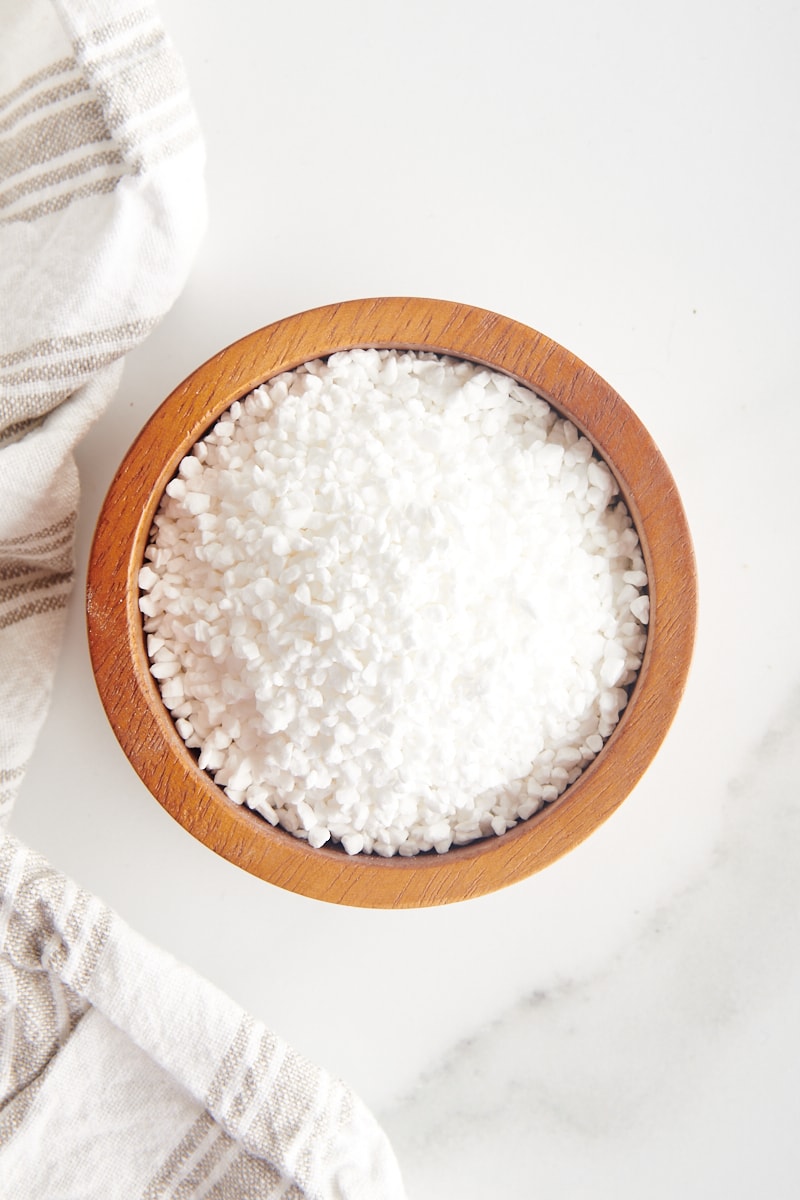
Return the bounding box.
[0,3,406,1196]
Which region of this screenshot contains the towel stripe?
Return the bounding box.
[2,172,129,225]
[0,322,153,437]
[0,766,26,784]
[0,960,20,1101]
[0,74,89,137]
[173,1130,241,1200]
[0,512,76,549]
[73,7,158,54]
[0,414,48,448]
[0,57,76,118]
[141,1113,219,1199]
[0,842,28,949]
[1,342,139,387]
[0,591,70,631]
[0,145,124,211]
[205,1017,254,1116]
[0,98,110,181]
[201,1150,295,1200]
[0,7,200,228]
[79,18,164,68]
[0,321,156,370]
[0,555,73,582]
[238,1038,289,1139]
[0,569,73,606]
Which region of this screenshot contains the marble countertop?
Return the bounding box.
[11,1,800,1195]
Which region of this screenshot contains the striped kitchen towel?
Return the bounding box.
[0,0,206,814]
[0,3,406,1197]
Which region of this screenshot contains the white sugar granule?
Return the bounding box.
[139,349,649,857]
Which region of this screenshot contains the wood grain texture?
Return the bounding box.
[86,297,697,908]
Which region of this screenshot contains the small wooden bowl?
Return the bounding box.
[87,298,696,908]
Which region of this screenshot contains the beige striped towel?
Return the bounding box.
[0,2,406,1196]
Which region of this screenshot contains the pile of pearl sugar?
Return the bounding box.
[139,349,649,857]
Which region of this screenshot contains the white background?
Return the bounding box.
[12,1,800,1196]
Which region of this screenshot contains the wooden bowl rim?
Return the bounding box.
[86,296,697,908]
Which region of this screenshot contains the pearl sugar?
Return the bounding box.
[139,349,649,857]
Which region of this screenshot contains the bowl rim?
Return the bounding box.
[86,296,697,908]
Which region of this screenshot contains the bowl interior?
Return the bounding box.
[86,297,696,907]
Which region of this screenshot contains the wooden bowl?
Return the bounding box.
[86,297,696,908]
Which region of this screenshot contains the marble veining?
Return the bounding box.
[382,687,800,1197]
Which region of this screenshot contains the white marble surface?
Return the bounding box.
[11,0,800,1195]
